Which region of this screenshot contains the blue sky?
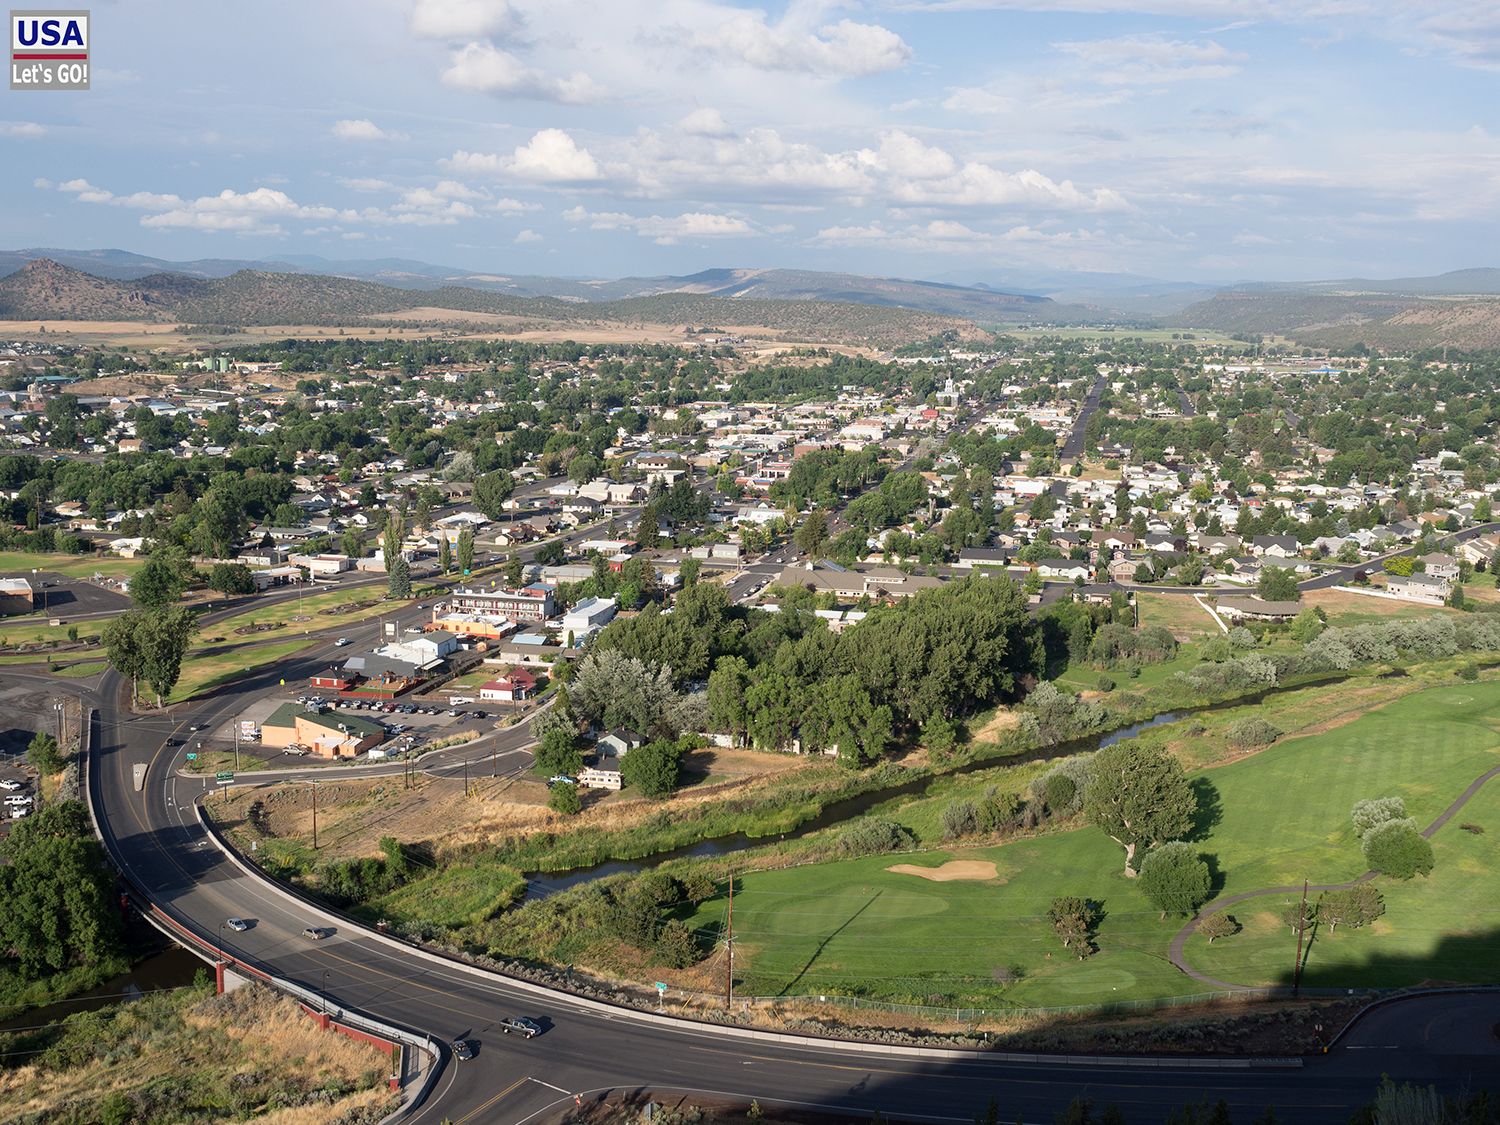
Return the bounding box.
[3,0,1498,283]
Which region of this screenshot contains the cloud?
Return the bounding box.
[563,205,756,244]
[510,129,604,181]
[57,179,184,209]
[138,188,358,234]
[331,118,407,141]
[440,41,603,103]
[691,12,912,77]
[1054,34,1243,84]
[390,180,482,225]
[1,122,45,138]
[339,177,395,192]
[410,0,518,39]
[492,197,541,212]
[678,107,734,138]
[813,218,1103,255]
[514,228,543,243]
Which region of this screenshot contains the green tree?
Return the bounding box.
[548,781,582,815]
[1048,896,1097,958]
[0,801,122,978]
[382,507,405,575]
[456,526,475,574]
[1362,820,1435,879]
[635,505,659,548]
[140,606,197,708]
[534,727,584,778]
[474,470,516,522]
[1137,841,1213,918]
[1198,912,1238,943]
[1083,742,1197,875]
[794,509,830,557]
[1319,885,1384,931]
[707,655,752,746]
[620,739,684,798]
[387,553,412,599]
[206,562,255,596]
[341,527,364,559]
[1257,565,1299,602]
[128,551,186,608]
[194,488,246,558]
[27,731,63,773]
[102,610,149,703]
[438,535,452,574]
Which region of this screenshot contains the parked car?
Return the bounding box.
[0,779,23,791]
[10,807,29,819]
[498,1017,541,1038]
[302,926,332,941]
[451,1039,474,1061]
[226,917,249,932]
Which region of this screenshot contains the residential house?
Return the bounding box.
[479,666,537,703]
[1386,573,1450,605]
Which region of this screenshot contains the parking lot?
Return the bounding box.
[20,573,134,619]
[188,688,503,770]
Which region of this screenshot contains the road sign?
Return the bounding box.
[185,752,197,761]
[655,982,667,992]
[216,771,234,783]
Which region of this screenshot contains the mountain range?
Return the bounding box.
[2,249,1499,349]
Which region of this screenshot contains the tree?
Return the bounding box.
[707,655,752,746]
[128,551,186,608]
[1362,820,1435,879]
[1319,885,1384,931]
[438,535,452,574]
[474,470,516,521]
[0,800,122,978]
[1198,912,1238,943]
[387,554,411,599]
[382,508,405,575]
[548,782,581,815]
[1083,742,1197,875]
[1048,896,1097,958]
[102,609,149,703]
[1281,899,1317,936]
[341,527,364,559]
[456,526,474,574]
[794,509,830,557]
[620,739,684,798]
[635,506,659,547]
[140,606,197,708]
[1138,842,1213,918]
[567,453,601,486]
[206,562,255,596]
[27,731,63,774]
[533,727,584,778]
[194,488,246,558]
[1257,565,1299,602]
[1351,796,1406,840]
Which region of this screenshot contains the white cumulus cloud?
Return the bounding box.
[441,42,603,103]
[693,12,912,77]
[331,118,407,141]
[410,0,518,39]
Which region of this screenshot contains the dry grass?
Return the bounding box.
[1136,591,1221,637]
[1302,587,1458,625]
[212,747,807,863]
[0,984,395,1125]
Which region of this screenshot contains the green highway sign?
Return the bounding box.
[185,752,198,761]
[216,771,234,783]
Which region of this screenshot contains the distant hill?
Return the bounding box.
[0,259,987,346]
[1171,288,1500,350]
[0,249,1090,323]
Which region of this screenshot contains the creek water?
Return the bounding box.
[517,690,1289,903]
[0,946,204,1033]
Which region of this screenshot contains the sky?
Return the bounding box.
[3,0,1499,285]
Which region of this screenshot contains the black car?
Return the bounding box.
[451,1038,474,1061]
[498,1016,541,1038]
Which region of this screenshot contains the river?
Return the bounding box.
[0,946,204,1033]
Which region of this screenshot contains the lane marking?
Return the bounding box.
[454,1075,528,1125]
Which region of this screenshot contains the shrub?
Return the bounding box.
[1137,842,1213,918]
[1096,674,1115,692]
[833,817,914,858]
[1198,912,1238,943]
[1362,820,1435,879]
[547,782,581,816]
[1351,796,1407,840]
[1029,755,1093,818]
[1225,718,1281,750]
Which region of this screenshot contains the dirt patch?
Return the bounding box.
[233,621,286,636]
[970,708,1022,744]
[886,860,999,882]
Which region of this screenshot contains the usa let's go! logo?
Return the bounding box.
[11,9,89,90]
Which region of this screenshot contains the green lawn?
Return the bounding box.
[0,550,143,579]
[169,637,317,703]
[682,678,1500,1011]
[1185,778,1500,990]
[361,859,525,929]
[0,620,101,646]
[210,583,399,635]
[1054,644,1202,694]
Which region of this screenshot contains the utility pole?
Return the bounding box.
[725,874,734,1011]
[233,721,240,771]
[1292,878,1309,997]
[311,784,318,850]
[463,755,469,797]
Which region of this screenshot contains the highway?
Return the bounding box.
[49,647,1493,1122]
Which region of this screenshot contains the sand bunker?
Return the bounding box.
[887,860,999,882]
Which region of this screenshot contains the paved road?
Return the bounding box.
[1060,373,1107,462]
[33,648,1484,1123]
